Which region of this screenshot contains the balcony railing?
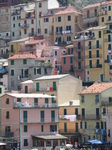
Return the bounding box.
[11,10,21,16]
[106,19,112,24]
[21,117,58,123]
[74,67,84,71]
[1,132,14,137]
[104,39,112,42]
[28,32,37,36]
[29,62,52,67]
[85,64,102,69]
[19,47,36,52]
[14,102,58,108]
[56,30,73,35]
[74,56,84,60]
[59,129,80,134]
[85,45,102,50]
[77,115,101,120]
[20,24,29,28]
[55,41,73,46]
[83,13,98,19]
[74,46,83,51]
[85,54,102,59]
[104,29,112,34]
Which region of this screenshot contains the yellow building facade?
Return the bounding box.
[59,100,81,145]
[79,82,112,142]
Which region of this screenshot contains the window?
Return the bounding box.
[50,125,57,132]
[70,57,73,64]
[13,24,15,28]
[96,122,100,129]
[20,31,21,36]
[23,59,27,64]
[39,3,42,7]
[68,15,71,21]
[11,45,14,53]
[95,95,99,103]
[103,108,106,115]
[109,6,111,11]
[18,23,20,27]
[6,98,9,104]
[51,110,55,122]
[41,125,44,132]
[34,98,38,106]
[55,51,57,56]
[13,16,15,20]
[12,32,15,37]
[71,48,73,54]
[11,60,14,65]
[51,94,55,103]
[102,17,104,22]
[99,31,101,38]
[108,116,110,124]
[36,83,39,91]
[23,111,27,123]
[75,108,78,115]
[0,87,2,94]
[31,19,34,24]
[108,129,110,137]
[80,122,82,129]
[66,26,71,31]
[34,68,41,75]
[12,0,13,3]
[11,69,14,76]
[6,111,9,119]
[76,123,78,132]
[5,126,10,135]
[40,111,44,122]
[81,95,84,103]
[110,66,112,70]
[39,12,42,17]
[24,29,27,34]
[108,16,111,21]
[64,123,67,132]
[64,109,67,115]
[17,98,21,102]
[44,29,47,34]
[24,139,28,146]
[87,77,89,82]
[24,125,27,132]
[85,122,87,129]
[45,98,48,104]
[78,42,81,49]
[53,82,56,90]
[58,16,61,22]
[44,18,49,22]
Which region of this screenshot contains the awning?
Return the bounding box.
[0,142,7,146]
[32,134,67,140]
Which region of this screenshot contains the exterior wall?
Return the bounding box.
[83,6,100,29]
[1,94,58,149]
[0,0,18,7]
[58,76,82,105]
[0,40,9,58]
[85,29,104,82]
[73,39,85,81]
[0,74,8,90]
[8,58,52,91]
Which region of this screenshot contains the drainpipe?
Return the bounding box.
[19,108,22,150]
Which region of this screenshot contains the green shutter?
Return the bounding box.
[23,111,27,122]
[75,123,78,132]
[34,68,36,75]
[25,86,28,93]
[24,139,28,146]
[6,111,9,119]
[51,94,54,103]
[24,125,27,132]
[11,70,14,76]
[45,98,48,104]
[40,111,44,122]
[51,110,55,122]
[53,82,56,90]
[34,98,38,107]
[6,98,9,104]
[36,83,39,91]
[11,60,14,65]
[17,98,21,102]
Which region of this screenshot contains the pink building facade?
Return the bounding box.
[1,93,67,149]
[42,46,66,74]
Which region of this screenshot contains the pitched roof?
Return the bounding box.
[33,74,69,81]
[83,3,100,9]
[8,54,45,61]
[79,82,112,94]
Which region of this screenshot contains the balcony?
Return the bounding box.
[0,36,10,41]
[2,132,14,137]
[77,115,101,120]
[19,47,36,52]
[29,62,52,68]
[20,24,29,29]
[0,53,9,59]
[106,19,112,24]
[104,39,112,42]
[74,46,83,51]
[21,74,29,78]
[85,54,102,59]
[28,32,37,37]
[59,129,80,134]
[74,67,84,71]
[74,56,84,61]
[56,30,73,35]
[11,10,21,16]
[83,13,98,19]
[85,64,102,69]
[55,41,73,46]
[85,45,102,50]
[61,52,74,57]
[104,29,112,34]
[21,117,58,124]
[14,102,58,108]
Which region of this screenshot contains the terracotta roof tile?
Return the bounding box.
[8,54,45,61]
[80,82,112,94]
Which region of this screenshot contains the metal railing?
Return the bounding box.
[77,115,101,120]
[85,64,102,69]
[74,56,84,60]
[85,54,102,59]
[74,46,83,51]
[85,45,102,50]
[83,13,98,19]
[20,24,29,28]
[1,132,14,137]
[104,38,112,42]
[74,67,84,70]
